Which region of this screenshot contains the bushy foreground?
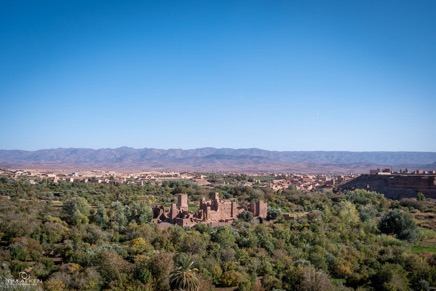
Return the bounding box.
[0,179,435,290]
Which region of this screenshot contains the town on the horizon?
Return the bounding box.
[2,166,435,193]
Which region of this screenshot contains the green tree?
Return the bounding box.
[417,192,426,201]
[10,236,43,261]
[133,255,153,285]
[109,201,128,231]
[129,237,153,254]
[41,221,67,244]
[379,209,419,242]
[220,270,244,287]
[180,231,207,255]
[255,224,275,253]
[62,197,91,225]
[212,227,236,249]
[238,211,253,222]
[149,252,174,291]
[373,263,409,291]
[266,207,281,221]
[97,250,131,287]
[169,253,200,291]
[93,204,109,227]
[129,201,153,224]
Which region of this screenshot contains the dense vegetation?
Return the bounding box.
[0,177,436,290]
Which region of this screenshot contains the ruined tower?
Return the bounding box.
[177,193,188,211]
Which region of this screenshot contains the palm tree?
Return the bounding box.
[169,254,200,291]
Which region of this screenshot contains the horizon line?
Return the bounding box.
[1,146,436,153]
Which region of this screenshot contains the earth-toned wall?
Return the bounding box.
[153,193,267,226]
[338,174,436,199]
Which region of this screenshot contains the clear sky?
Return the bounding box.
[1,0,435,151]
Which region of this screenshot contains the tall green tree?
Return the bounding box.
[379,209,419,242]
[109,201,128,231]
[149,252,174,291]
[129,201,152,224]
[211,227,236,249]
[93,203,109,227]
[62,197,91,225]
[169,254,200,291]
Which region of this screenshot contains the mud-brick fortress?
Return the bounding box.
[152,193,267,227]
[339,172,436,199]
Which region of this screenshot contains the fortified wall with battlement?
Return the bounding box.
[153,193,267,227]
[338,174,436,199]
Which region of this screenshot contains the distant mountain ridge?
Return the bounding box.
[0,147,435,173]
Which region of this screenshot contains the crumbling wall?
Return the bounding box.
[339,175,436,199]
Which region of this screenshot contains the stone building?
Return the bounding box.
[152,193,267,227]
[198,192,239,222]
[247,200,268,218]
[152,194,198,227]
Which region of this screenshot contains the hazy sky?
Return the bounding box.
[1,0,435,151]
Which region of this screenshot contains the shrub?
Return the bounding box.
[379,209,419,242]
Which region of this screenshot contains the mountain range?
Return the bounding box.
[1,147,436,173]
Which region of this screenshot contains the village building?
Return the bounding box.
[152,193,267,227]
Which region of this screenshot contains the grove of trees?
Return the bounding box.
[0,177,435,290]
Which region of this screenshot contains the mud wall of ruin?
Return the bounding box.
[206,202,236,221]
[339,175,436,199]
[387,176,436,189]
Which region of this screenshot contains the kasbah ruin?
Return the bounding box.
[152,193,267,227]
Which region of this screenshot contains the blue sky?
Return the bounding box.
[1,0,435,151]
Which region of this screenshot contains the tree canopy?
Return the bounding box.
[0,177,435,290]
